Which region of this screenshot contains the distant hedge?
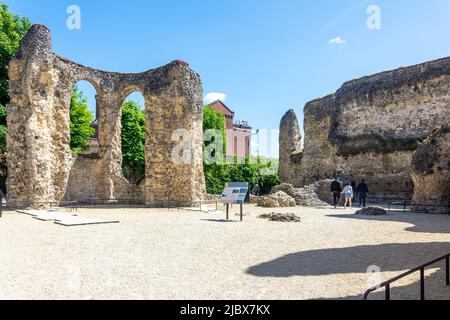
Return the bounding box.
[204,160,279,195]
[202,106,279,195]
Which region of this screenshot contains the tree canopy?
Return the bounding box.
[203,105,226,163]
[70,86,95,152]
[0,2,31,108]
[121,100,146,184]
[0,3,31,155]
[202,106,279,195]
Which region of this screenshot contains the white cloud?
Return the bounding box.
[203,92,227,105]
[329,37,347,45]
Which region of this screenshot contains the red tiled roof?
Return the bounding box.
[207,100,235,117]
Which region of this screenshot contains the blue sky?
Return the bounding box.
[5,0,450,157]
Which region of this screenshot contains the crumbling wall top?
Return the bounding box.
[339,56,450,97]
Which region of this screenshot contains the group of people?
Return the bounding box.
[252,179,369,209]
[331,178,369,209]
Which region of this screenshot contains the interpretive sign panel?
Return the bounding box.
[220,182,249,205]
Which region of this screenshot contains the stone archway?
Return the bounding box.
[6,24,205,209]
[120,90,146,185]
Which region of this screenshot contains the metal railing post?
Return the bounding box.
[420,268,425,300]
[446,256,450,286]
[364,253,450,300]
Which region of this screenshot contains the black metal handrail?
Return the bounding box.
[3,198,221,211]
[365,197,450,215]
[363,253,450,300]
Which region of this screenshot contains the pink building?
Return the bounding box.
[207,100,252,161]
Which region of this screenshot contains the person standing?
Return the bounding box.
[252,183,261,197]
[357,179,369,208]
[331,178,342,208]
[351,181,357,202]
[342,183,354,209]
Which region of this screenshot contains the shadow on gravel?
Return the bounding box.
[247,242,450,278]
[328,213,450,234]
[248,242,450,299]
[335,268,450,300]
[200,219,237,223]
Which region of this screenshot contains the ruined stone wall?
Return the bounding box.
[280,57,450,199]
[411,113,450,212]
[279,110,302,186]
[7,25,205,209]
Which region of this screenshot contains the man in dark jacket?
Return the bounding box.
[357,179,369,208]
[331,178,342,208]
[351,181,357,201]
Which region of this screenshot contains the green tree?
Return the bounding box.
[203,105,226,162]
[70,86,94,152]
[121,100,146,184]
[0,3,31,155]
[0,2,31,109]
[0,123,6,153]
[204,160,280,195]
[202,106,280,195]
[0,104,6,126]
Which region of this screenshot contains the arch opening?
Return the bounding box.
[69,80,98,154]
[121,91,146,185]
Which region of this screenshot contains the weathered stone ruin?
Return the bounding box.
[271,183,329,207]
[279,110,302,185]
[411,125,450,213]
[7,25,205,209]
[280,57,450,208]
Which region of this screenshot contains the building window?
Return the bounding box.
[245,136,250,157]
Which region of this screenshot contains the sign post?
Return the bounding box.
[240,203,243,222]
[0,191,4,218]
[220,182,248,221]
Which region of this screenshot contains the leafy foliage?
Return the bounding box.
[70,86,94,153]
[0,104,6,125]
[203,105,226,161]
[0,2,31,107]
[121,100,146,184]
[0,3,31,154]
[0,124,6,153]
[203,106,279,195]
[204,160,280,195]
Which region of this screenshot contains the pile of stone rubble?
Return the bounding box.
[258,191,297,208]
[270,183,330,207]
[355,207,387,216]
[258,212,301,223]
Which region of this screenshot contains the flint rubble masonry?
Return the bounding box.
[7,24,206,209]
[280,56,450,206]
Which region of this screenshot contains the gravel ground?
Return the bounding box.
[1,205,450,300]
